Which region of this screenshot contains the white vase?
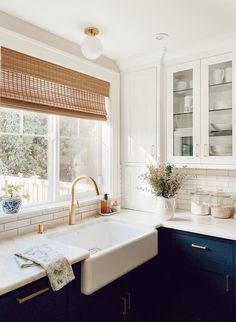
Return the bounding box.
[154,196,175,221]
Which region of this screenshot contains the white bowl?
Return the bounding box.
[176,81,187,90]
[211,145,232,154]
[211,123,232,131]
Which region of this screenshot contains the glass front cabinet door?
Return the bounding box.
[201,53,236,164]
[167,61,201,164]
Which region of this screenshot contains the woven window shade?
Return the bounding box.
[0,47,110,120]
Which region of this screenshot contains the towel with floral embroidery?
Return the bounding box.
[15,244,75,291]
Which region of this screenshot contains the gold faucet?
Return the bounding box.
[69,176,100,225]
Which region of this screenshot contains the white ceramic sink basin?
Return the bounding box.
[48,218,157,294]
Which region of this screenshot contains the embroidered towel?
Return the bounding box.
[15,244,75,291]
[14,255,35,268]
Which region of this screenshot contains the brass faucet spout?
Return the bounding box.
[69,176,100,225]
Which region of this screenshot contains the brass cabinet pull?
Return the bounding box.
[226,275,230,293]
[16,287,50,304]
[121,297,127,316]
[126,292,131,311]
[191,243,207,250]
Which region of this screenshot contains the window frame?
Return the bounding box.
[0,106,109,207]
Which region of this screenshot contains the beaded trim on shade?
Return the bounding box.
[0,47,110,120]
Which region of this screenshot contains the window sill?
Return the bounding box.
[0,195,103,224]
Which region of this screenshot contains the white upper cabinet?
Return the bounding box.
[201,53,236,164]
[122,67,158,164]
[167,52,236,168]
[167,61,201,164]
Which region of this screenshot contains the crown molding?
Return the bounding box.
[164,32,236,66]
[117,48,165,72]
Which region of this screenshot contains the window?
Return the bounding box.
[0,107,108,205]
[59,117,101,197]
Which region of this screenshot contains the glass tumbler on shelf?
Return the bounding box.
[210,192,234,218]
[190,190,210,215]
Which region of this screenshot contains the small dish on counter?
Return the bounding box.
[99,209,121,216]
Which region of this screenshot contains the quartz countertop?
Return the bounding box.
[0,229,90,296]
[113,209,236,241]
[2,208,236,297]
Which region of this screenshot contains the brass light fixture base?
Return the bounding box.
[84,27,99,37]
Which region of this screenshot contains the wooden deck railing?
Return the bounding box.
[0,176,71,204]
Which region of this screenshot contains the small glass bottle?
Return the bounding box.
[101,193,111,214]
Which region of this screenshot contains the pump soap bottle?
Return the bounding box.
[101,194,111,214]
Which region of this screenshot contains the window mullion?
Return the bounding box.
[47,115,58,202]
[55,116,60,201]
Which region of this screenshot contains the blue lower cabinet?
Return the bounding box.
[0,264,81,322]
[80,269,144,322]
[80,281,124,322]
[0,261,158,322]
[0,277,68,322]
[159,228,236,322]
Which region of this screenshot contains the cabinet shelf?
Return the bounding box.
[209,81,232,88]
[174,112,193,116]
[209,130,232,137]
[209,108,232,113]
[173,88,193,96]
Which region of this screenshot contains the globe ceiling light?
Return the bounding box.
[81,27,103,60]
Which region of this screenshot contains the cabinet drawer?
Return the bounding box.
[173,232,233,273]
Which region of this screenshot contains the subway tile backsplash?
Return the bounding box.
[176,169,236,210]
[0,201,100,240]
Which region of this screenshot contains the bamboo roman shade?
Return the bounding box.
[0,47,110,120]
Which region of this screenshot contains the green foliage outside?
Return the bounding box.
[0,110,48,179]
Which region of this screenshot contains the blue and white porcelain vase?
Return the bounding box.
[1,197,22,214]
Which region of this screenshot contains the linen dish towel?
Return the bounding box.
[14,255,35,268]
[14,244,75,291]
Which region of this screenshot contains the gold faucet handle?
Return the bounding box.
[74,208,81,215]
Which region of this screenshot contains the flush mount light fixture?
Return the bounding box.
[81,27,103,60]
[154,32,169,40]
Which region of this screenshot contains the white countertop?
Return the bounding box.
[113,209,236,241]
[1,208,236,297]
[0,229,90,296]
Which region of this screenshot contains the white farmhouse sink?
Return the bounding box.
[48,218,157,294]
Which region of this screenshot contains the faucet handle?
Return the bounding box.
[75,208,81,214]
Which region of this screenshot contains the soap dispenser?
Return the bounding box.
[101,194,111,214]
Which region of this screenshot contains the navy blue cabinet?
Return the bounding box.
[0,264,81,322]
[1,276,68,322]
[80,279,125,322]
[80,267,147,322]
[159,228,236,322]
